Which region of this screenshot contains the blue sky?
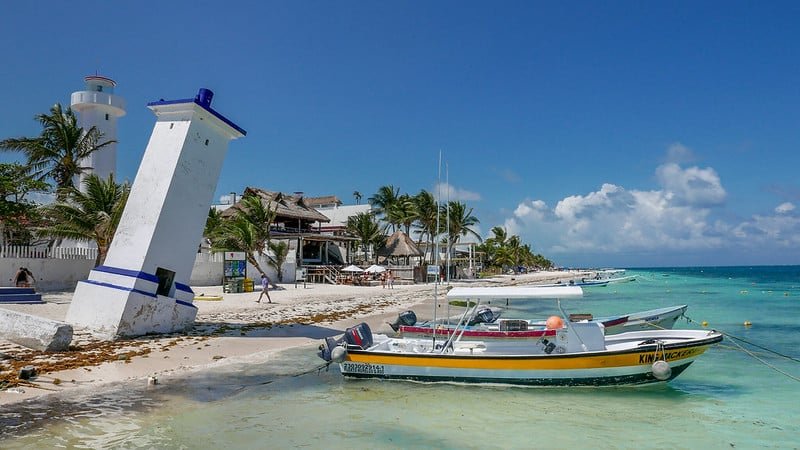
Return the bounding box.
[1,1,799,268]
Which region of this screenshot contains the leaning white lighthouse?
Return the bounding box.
[67,88,246,339]
[70,75,126,186]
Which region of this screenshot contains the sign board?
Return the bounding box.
[426,265,441,276]
[223,251,247,280]
[223,251,246,261]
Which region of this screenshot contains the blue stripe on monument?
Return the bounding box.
[81,280,157,298]
[94,265,160,283]
[176,299,198,309]
[175,282,194,294]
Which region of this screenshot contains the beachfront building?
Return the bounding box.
[218,188,362,283]
[70,75,126,188]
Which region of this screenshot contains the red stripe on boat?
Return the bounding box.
[399,326,556,338]
[601,317,628,327]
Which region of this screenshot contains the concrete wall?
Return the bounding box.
[1,251,298,291]
[189,251,298,286]
[0,258,94,291]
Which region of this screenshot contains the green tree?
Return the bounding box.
[267,240,289,282]
[352,190,362,204]
[368,185,400,231]
[346,211,384,263]
[412,190,438,263]
[0,163,49,245]
[210,193,276,277]
[204,207,224,239]
[442,201,481,255]
[386,193,417,235]
[37,173,129,266]
[0,104,115,200]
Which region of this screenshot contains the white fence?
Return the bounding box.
[0,245,98,260]
[0,246,296,290]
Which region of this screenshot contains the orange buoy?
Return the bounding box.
[545,315,564,330]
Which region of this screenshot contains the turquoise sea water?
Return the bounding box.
[2,266,799,449]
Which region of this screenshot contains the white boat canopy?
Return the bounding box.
[446,285,583,300]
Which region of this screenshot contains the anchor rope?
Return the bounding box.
[649,314,800,383]
[725,336,800,383]
[681,315,800,364]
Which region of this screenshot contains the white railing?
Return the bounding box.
[0,245,98,260]
[194,251,278,264]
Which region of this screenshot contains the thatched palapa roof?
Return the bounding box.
[377,230,424,257]
[224,188,330,224]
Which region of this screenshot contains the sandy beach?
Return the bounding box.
[0,271,586,406]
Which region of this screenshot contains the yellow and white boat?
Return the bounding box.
[318,287,722,387]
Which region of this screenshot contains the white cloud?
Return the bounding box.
[433,182,481,201]
[492,147,800,265]
[655,162,726,207]
[775,202,795,214]
[514,199,548,221]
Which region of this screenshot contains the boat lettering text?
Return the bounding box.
[638,348,700,364]
[342,362,385,375]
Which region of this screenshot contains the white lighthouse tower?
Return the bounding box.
[70,75,126,187]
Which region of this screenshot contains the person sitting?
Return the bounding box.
[13,267,32,287]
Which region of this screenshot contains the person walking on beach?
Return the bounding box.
[381,271,386,288]
[257,273,272,303]
[387,270,394,289]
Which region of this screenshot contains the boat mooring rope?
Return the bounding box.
[681,315,800,363]
[672,314,800,383]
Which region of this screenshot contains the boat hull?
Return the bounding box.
[337,331,721,387]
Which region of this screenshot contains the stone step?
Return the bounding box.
[0,293,44,304]
[0,287,37,295]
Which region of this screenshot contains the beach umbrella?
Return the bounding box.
[341,264,364,273]
[364,264,386,274]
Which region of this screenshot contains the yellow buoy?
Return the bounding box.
[743,321,752,327]
[701,321,708,327]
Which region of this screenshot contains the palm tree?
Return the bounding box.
[353,191,362,204]
[209,193,276,277]
[442,201,481,260]
[234,194,276,252]
[346,212,383,263]
[204,207,224,238]
[211,216,267,276]
[0,104,115,200]
[386,193,417,235]
[267,240,289,282]
[368,185,400,230]
[412,190,438,262]
[37,173,129,266]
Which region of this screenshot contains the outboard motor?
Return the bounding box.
[318,322,374,362]
[469,306,499,326]
[388,310,418,332]
[344,322,374,349]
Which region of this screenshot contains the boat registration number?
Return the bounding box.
[342,362,385,375]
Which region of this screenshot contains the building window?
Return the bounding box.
[96,85,103,92]
[105,113,109,120]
